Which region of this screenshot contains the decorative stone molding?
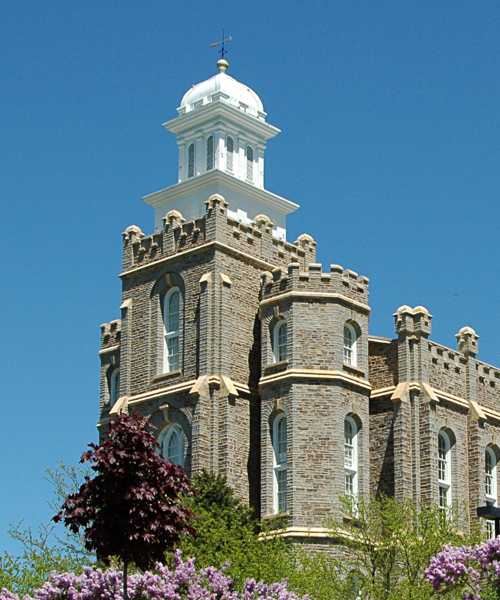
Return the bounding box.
[204,193,228,210]
[456,326,479,357]
[162,209,185,228]
[122,224,144,241]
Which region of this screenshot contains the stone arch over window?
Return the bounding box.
[343,321,361,367]
[271,411,287,514]
[206,136,214,171]
[246,145,254,181]
[158,423,187,467]
[226,136,234,171]
[187,143,195,178]
[344,413,361,501]
[150,273,185,377]
[272,319,288,363]
[437,428,455,511]
[107,367,120,406]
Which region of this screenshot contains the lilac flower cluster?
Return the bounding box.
[0,551,308,600]
[425,536,500,599]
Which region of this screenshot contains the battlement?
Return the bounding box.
[100,319,121,349]
[121,194,316,273]
[261,261,370,305]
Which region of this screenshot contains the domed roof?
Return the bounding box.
[179,60,265,119]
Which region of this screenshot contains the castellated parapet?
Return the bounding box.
[99,319,121,349]
[261,262,369,306]
[121,194,315,274]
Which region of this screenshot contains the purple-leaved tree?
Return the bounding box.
[53,413,193,600]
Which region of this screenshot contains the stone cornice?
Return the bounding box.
[163,101,281,141]
[143,169,298,215]
[260,291,370,314]
[259,368,371,391]
[120,240,278,278]
[370,383,500,423]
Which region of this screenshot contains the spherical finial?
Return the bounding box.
[217,58,229,73]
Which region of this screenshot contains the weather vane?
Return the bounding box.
[209,29,232,61]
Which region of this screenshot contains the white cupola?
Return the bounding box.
[144,58,298,240]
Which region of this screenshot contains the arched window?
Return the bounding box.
[272,320,288,363]
[485,446,498,538]
[108,368,119,405]
[187,143,195,178]
[438,430,452,511]
[206,136,214,171]
[343,323,358,367]
[226,136,234,171]
[344,416,359,500]
[159,424,186,467]
[272,414,287,513]
[246,145,254,181]
[163,288,181,373]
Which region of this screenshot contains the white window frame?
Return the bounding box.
[272,320,288,363]
[246,145,254,181]
[187,143,195,178]
[226,136,234,171]
[108,368,120,405]
[343,323,358,367]
[206,136,214,171]
[159,424,186,467]
[438,430,452,511]
[272,413,287,514]
[163,287,181,374]
[485,446,497,537]
[344,416,359,501]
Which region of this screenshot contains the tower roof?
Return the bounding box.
[179,60,265,119]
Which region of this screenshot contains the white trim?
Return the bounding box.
[159,424,186,467]
[272,413,287,514]
[343,323,358,367]
[344,416,358,501]
[438,430,452,510]
[108,368,120,406]
[485,446,497,505]
[163,287,181,374]
[272,320,287,363]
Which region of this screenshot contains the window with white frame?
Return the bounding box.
[163,287,181,373]
[159,424,186,467]
[272,414,287,513]
[108,368,119,405]
[226,136,234,171]
[246,145,254,181]
[344,416,359,500]
[343,323,358,367]
[206,136,214,171]
[438,430,452,511]
[485,446,498,537]
[272,320,288,363]
[187,143,195,178]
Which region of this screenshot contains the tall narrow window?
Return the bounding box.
[272,414,287,513]
[187,143,195,178]
[159,424,185,467]
[272,320,288,363]
[343,323,358,367]
[163,288,181,373]
[226,136,234,171]
[108,368,120,405]
[438,431,452,511]
[485,447,497,537]
[246,145,254,181]
[206,136,214,171]
[344,416,358,500]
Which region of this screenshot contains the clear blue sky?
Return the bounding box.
[1,0,499,552]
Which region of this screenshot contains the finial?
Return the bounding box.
[217,58,229,73]
[209,30,232,73]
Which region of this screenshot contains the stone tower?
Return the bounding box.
[99,58,500,544]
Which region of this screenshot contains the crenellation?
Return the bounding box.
[100,319,121,349]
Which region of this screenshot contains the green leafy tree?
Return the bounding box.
[329,496,481,600]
